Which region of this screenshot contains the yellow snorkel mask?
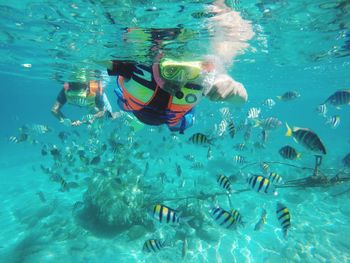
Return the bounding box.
[160,59,202,82]
[159,59,204,99]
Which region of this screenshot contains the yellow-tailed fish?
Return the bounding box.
[285,123,326,154]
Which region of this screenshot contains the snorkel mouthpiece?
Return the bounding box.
[175,90,184,99]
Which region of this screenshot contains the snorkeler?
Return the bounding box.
[51,80,116,126]
[101,0,253,133]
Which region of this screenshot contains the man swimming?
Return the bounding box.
[51,80,115,126]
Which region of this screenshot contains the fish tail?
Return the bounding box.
[285,123,292,137]
[276,96,282,100]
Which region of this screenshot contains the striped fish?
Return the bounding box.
[217,174,232,193]
[152,204,180,224]
[219,107,232,120]
[227,118,235,138]
[31,124,51,134]
[247,107,261,119]
[191,161,204,169]
[217,119,227,136]
[325,115,340,129]
[210,206,239,229]
[247,175,277,195]
[233,155,245,165]
[277,91,300,101]
[262,98,276,109]
[323,89,350,107]
[316,104,327,117]
[189,133,212,145]
[260,162,270,173]
[257,117,282,130]
[142,239,165,253]
[234,143,247,151]
[279,145,301,160]
[9,136,19,143]
[254,209,267,231]
[276,202,291,239]
[285,123,326,154]
[268,172,283,184]
[231,209,244,227]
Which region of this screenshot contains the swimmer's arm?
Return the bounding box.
[208,0,254,68]
[51,101,67,122]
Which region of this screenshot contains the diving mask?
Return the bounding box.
[159,59,202,83]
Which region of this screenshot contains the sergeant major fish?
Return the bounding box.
[268,172,283,184]
[285,123,326,154]
[323,89,350,107]
[279,145,301,160]
[255,117,282,130]
[233,155,245,165]
[142,239,166,253]
[316,104,327,117]
[247,107,261,119]
[325,115,340,129]
[152,204,182,224]
[262,98,276,109]
[189,133,212,145]
[228,119,235,138]
[230,209,245,227]
[276,202,291,239]
[277,91,300,101]
[247,175,277,195]
[210,206,240,230]
[217,174,232,193]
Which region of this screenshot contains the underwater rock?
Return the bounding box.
[82,172,147,228]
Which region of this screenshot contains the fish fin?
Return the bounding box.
[297,153,302,159]
[276,96,282,100]
[285,123,292,137]
[253,119,261,128]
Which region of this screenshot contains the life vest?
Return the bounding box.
[116,61,209,126]
[64,81,102,108]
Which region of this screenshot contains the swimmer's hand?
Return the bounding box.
[206,74,248,105]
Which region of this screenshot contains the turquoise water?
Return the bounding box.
[1,1,350,262]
